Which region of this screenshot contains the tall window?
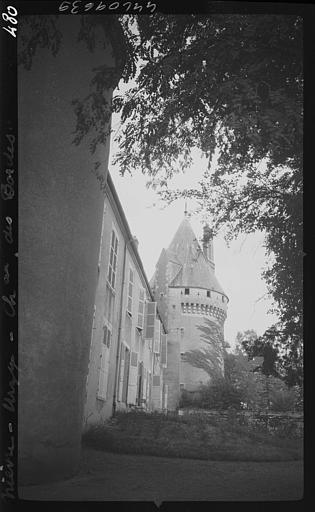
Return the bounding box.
[145,302,156,339]
[118,345,130,404]
[137,288,145,329]
[161,334,167,367]
[134,328,141,352]
[97,342,110,400]
[104,284,115,324]
[98,265,116,401]
[124,312,132,347]
[108,229,118,289]
[153,319,161,354]
[127,268,134,315]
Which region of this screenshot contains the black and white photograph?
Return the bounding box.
[0,0,306,505]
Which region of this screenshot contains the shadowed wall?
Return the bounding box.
[18,15,119,485]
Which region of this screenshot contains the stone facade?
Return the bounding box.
[18,15,122,485]
[151,217,228,409]
[83,174,168,431]
[18,14,169,486]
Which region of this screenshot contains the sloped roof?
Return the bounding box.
[166,218,226,296]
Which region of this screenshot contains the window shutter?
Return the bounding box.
[131,351,138,367]
[108,230,118,289]
[145,302,156,339]
[153,319,161,353]
[161,334,167,366]
[127,268,134,314]
[97,344,108,400]
[153,375,160,387]
[137,289,145,329]
[104,285,115,324]
[103,325,111,348]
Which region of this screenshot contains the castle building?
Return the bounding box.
[83,172,168,430]
[150,213,229,409]
[18,14,168,486]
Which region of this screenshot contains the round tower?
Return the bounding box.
[151,217,228,409]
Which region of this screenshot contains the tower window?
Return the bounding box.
[184,288,190,295]
[207,290,211,298]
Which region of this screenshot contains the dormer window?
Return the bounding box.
[184,288,190,295]
[207,290,211,298]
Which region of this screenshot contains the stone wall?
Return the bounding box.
[179,409,304,438]
[18,15,119,485]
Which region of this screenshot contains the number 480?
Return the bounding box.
[2,5,18,38]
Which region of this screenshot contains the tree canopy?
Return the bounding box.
[18,13,303,385]
[181,319,225,380]
[113,14,303,385]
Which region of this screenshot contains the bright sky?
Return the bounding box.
[108,79,279,350]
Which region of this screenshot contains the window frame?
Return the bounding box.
[137,288,145,329]
[107,226,119,291]
[127,265,134,316]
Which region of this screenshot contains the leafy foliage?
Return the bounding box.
[113,14,303,384]
[269,387,300,412]
[18,15,62,70]
[199,378,244,410]
[181,319,224,380]
[224,347,264,409]
[18,14,303,385]
[239,327,303,387]
[115,14,302,176]
[225,336,302,409]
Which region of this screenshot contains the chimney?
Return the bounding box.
[202,224,215,271]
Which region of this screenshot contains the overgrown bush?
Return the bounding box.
[199,378,244,410]
[269,388,299,412]
[179,389,202,408]
[82,409,303,461]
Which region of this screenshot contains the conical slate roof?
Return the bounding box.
[165,218,226,295]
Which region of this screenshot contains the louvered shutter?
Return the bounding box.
[131,351,138,367]
[127,268,134,314]
[137,289,145,328]
[153,319,161,353]
[161,334,167,366]
[145,302,156,339]
[142,368,147,401]
[153,375,160,387]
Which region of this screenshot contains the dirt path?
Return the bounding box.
[19,447,303,502]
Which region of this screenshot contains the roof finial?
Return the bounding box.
[184,201,188,218]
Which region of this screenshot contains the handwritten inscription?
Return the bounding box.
[3,216,13,244]
[59,0,156,13]
[4,264,9,284]
[2,355,19,413]
[2,290,16,318]
[1,435,15,500]
[1,5,17,38]
[1,134,15,201]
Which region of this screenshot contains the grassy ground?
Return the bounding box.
[19,448,304,501]
[82,410,303,462]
